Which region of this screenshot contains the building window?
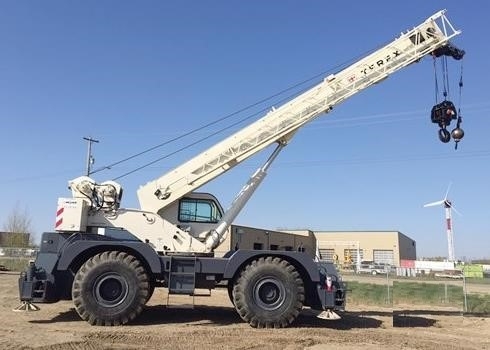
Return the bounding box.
[253,243,263,250]
[284,246,293,251]
[178,198,222,223]
[270,244,279,250]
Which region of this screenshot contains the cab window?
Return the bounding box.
[179,198,222,223]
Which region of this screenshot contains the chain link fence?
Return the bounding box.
[342,271,490,316]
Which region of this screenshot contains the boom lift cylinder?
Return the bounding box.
[205,142,286,251]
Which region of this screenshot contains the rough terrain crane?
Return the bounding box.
[18,10,464,328]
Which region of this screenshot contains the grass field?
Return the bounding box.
[345,281,391,306]
[0,257,30,272]
[393,281,464,305]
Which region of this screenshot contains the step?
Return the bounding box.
[168,288,195,295]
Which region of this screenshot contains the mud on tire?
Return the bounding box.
[232,256,304,328]
[72,251,150,326]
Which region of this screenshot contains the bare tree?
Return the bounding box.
[2,203,32,247]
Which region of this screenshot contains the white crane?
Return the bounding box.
[424,184,460,261]
[18,10,465,329]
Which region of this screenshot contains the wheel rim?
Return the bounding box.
[253,277,286,311]
[93,273,129,308]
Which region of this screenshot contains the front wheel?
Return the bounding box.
[232,256,304,328]
[72,251,150,326]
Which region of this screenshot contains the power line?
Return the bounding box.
[92,71,326,176]
[2,148,489,186]
[93,45,382,178]
[111,102,490,180]
[83,137,99,176]
[111,78,332,180]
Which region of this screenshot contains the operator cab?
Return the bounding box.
[157,192,224,241]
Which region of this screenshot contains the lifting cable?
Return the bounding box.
[442,55,450,100]
[433,57,439,103]
[434,55,451,102]
[454,60,465,149]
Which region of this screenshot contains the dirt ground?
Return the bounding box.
[1,272,489,350]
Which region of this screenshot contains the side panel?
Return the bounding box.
[56,239,163,274]
[222,250,321,282]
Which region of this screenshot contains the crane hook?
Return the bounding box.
[438,127,451,143]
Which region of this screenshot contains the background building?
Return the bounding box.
[217,227,416,268]
[302,230,415,267]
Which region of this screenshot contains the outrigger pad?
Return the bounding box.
[13,301,40,312]
[316,310,341,320]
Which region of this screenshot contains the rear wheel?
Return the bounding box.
[145,279,155,304]
[232,256,304,328]
[227,281,235,306]
[72,251,150,326]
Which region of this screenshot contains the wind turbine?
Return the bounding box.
[423,183,461,262]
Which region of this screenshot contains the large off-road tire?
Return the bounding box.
[227,280,235,306]
[232,256,304,328]
[145,283,155,304]
[72,251,150,326]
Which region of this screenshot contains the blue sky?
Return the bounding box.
[1,1,489,259]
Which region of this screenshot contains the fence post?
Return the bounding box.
[462,275,468,313]
[444,283,448,303]
[386,271,391,304]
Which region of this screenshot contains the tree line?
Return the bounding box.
[1,203,34,248]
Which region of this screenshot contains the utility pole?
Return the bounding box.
[83,137,99,176]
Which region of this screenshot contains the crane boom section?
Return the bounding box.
[138,10,461,213]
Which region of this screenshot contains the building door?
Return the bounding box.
[373,249,394,265]
[344,249,363,264]
[319,249,335,261]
